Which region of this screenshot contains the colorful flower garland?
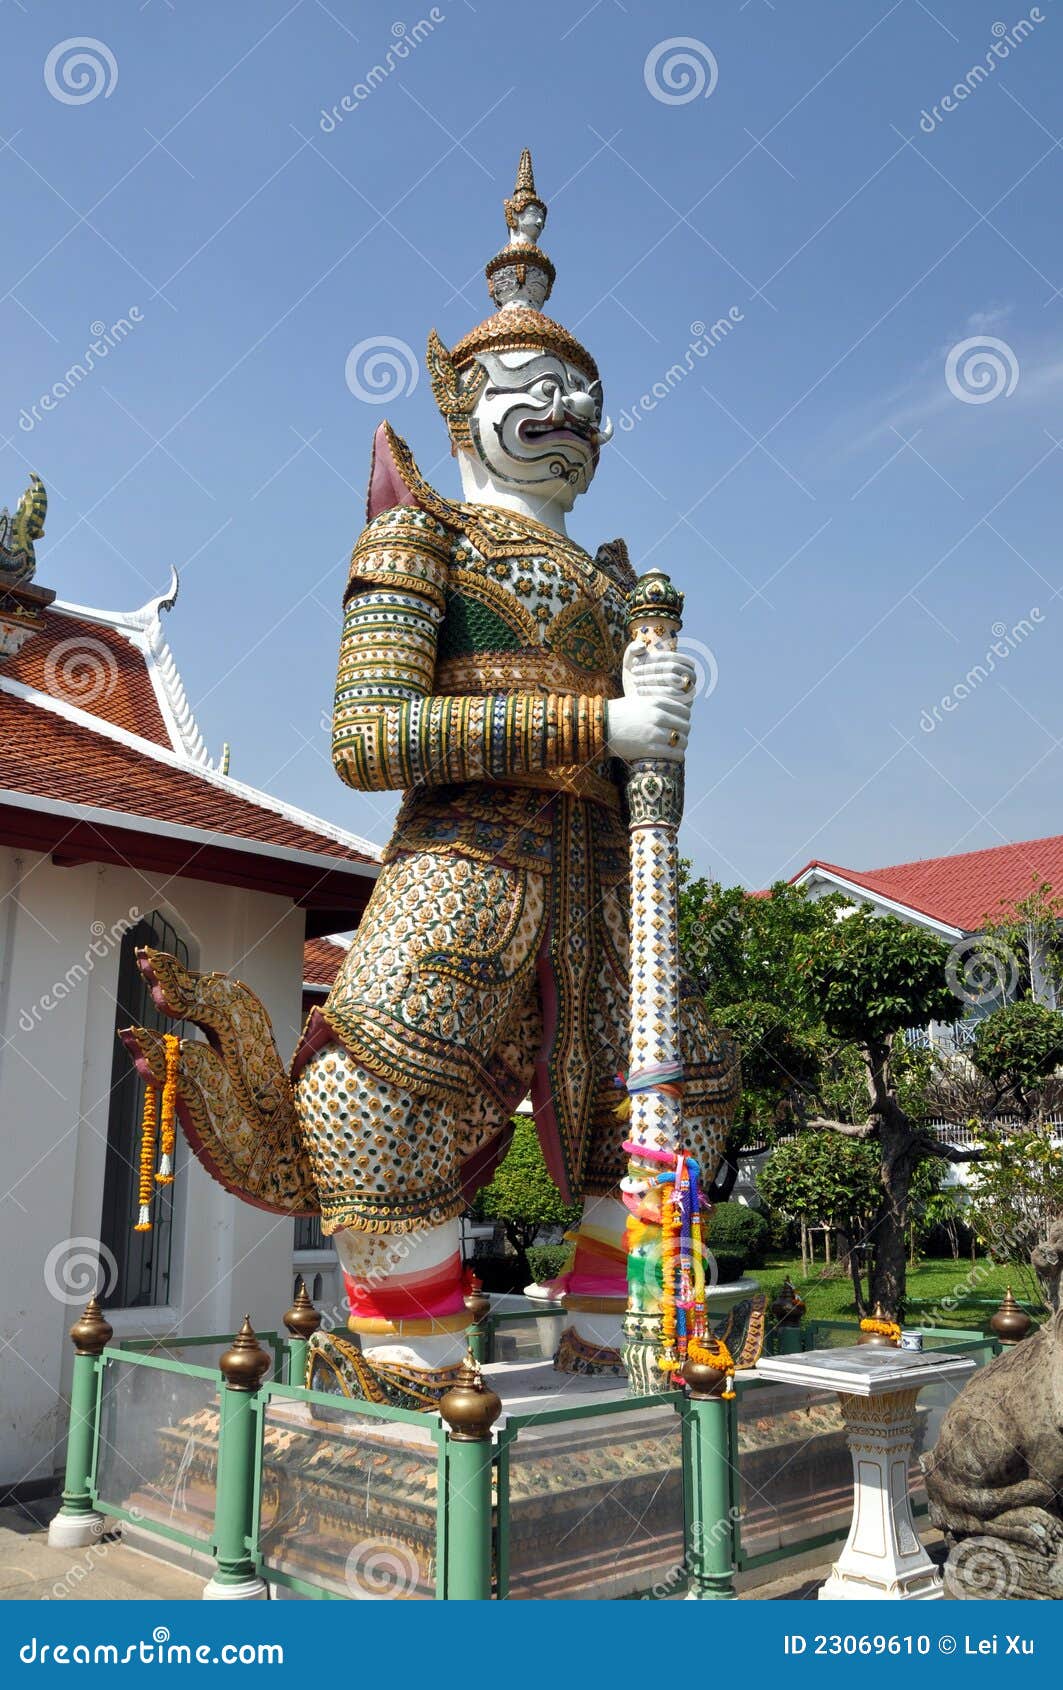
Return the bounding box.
[655,1150,729,1384]
[133,1034,179,1232]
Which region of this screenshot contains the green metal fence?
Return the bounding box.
[56,1308,1011,1600]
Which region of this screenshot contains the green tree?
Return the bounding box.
[793,907,967,1316]
[757,1130,881,1314]
[678,868,843,1146]
[970,1000,1063,1121]
[475,1116,581,1271]
[958,999,1063,1293]
[980,878,1063,1007]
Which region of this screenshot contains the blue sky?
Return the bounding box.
[4,0,1063,890]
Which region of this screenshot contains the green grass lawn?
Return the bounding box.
[753,1253,1044,1331]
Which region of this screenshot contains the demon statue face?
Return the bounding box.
[466,349,612,511]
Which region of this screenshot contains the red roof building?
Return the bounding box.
[791,835,1063,937]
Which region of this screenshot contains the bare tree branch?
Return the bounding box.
[805,1117,876,1140]
[915,1134,983,1165]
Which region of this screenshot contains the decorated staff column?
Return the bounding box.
[620,571,729,1398]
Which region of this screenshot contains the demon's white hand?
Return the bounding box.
[605,644,696,762]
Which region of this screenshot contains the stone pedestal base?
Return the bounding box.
[819,1389,942,1601]
[203,1575,268,1600]
[755,1346,975,1604]
[47,1510,107,1550]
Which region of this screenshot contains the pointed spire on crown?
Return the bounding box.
[487,148,555,311]
[426,149,600,444]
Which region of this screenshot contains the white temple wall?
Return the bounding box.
[0,846,304,1487]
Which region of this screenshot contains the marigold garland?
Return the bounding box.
[859,1316,901,1341]
[688,1333,737,1399]
[134,1081,158,1232]
[156,1033,179,1184]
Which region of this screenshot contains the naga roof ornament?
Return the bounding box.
[427,150,599,448]
[0,474,47,586]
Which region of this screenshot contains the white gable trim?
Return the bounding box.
[53,570,211,766]
[793,866,965,940]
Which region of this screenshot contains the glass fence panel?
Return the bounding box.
[489,1310,566,1363]
[256,1393,440,1599]
[94,1356,219,1544]
[502,1403,684,1600]
[735,1380,852,1561]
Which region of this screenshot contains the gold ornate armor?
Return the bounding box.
[292,431,738,1238]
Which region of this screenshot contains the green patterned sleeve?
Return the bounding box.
[331,506,608,793]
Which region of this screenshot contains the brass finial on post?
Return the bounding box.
[205,1317,269,1600]
[989,1285,1032,1345]
[283,1279,322,1341]
[69,1295,113,1357]
[439,1350,503,1442]
[218,1316,270,1392]
[438,1352,502,1598]
[283,1279,322,1388]
[49,1297,113,1550]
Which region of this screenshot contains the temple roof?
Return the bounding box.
[0,564,380,917]
[791,835,1063,934]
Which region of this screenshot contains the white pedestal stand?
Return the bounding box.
[756,1347,975,1601]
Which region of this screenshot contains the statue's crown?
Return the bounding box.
[427,150,599,446]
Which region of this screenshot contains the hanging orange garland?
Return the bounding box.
[156,1033,179,1185]
[134,1081,158,1232]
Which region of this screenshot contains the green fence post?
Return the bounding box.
[438,1355,502,1600]
[282,1280,322,1388]
[48,1298,113,1550]
[681,1356,737,1599]
[204,1318,270,1601]
[464,1285,491,1365]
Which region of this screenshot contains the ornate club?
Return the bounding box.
[621,568,687,1396]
